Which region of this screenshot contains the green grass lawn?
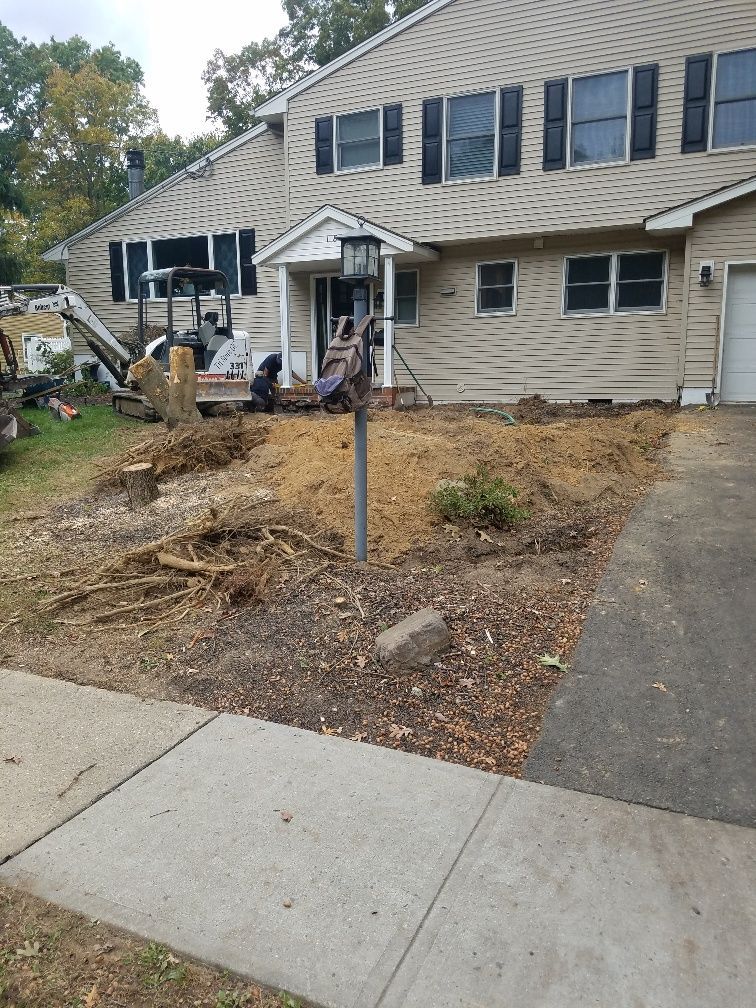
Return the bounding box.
[0,405,141,513]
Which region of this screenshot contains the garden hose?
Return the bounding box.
[474,407,516,425]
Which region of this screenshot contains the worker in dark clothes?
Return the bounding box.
[250,352,282,413]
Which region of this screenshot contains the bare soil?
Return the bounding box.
[0,884,295,1007]
[0,403,677,777]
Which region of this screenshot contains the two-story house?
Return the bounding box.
[44,0,756,404]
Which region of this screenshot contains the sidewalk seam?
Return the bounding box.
[1,709,219,867]
[373,775,505,1008]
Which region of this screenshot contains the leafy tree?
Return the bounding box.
[140,131,223,189]
[17,63,157,281]
[203,0,430,134]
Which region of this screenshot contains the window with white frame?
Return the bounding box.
[563,251,666,315]
[123,232,240,299]
[570,70,630,166]
[395,270,418,325]
[336,109,381,170]
[446,91,497,180]
[712,47,756,149]
[476,261,517,315]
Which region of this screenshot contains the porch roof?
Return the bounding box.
[251,205,440,272]
[645,172,756,234]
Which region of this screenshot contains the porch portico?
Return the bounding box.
[251,205,439,389]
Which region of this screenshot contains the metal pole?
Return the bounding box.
[353,280,369,561]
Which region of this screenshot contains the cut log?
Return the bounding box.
[168,346,202,428]
[120,462,160,509]
[129,356,171,422]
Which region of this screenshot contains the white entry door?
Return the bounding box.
[721,264,756,402]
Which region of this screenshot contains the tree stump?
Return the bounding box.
[129,356,171,422]
[120,462,160,509]
[168,346,202,428]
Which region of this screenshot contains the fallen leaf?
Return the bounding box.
[334,597,348,605]
[652,681,668,693]
[15,940,41,959]
[3,755,21,765]
[388,724,413,740]
[476,530,495,543]
[459,678,475,688]
[433,712,448,723]
[280,810,293,823]
[84,984,100,1006]
[351,732,366,742]
[355,655,368,669]
[282,898,293,908]
[537,654,569,672]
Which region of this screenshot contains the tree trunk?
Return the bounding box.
[120,462,160,509]
[129,356,171,422]
[168,346,202,427]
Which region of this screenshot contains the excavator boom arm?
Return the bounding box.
[0,285,132,384]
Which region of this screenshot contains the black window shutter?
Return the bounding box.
[631,63,659,160]
[238,228,257,296]
[499,85,523,176]
[109,241,125,302]
[315,116,334,174]
[681,54,712,153]
[422,97,443,184]
[383,103,403,165]
[543,78,567,170]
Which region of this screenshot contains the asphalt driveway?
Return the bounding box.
[525,408,756,827]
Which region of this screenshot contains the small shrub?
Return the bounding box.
[38,341,74,376]
[60,378,111,398]
[431,465,529,527]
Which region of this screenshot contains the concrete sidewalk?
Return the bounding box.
[525,410,756,827]
[1,676,754,1008]
[0,669,214,861]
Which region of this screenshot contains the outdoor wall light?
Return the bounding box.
[698,261,714,287]
[339,230,381,282]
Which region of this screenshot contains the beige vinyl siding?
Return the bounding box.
[683,192,756,388]
[0,314,66,371]
[65,129,286,354]
[285,232,684,401]
[285,0,756,243]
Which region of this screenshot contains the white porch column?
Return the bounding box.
[383,255,395,389]
[278,264,293,388]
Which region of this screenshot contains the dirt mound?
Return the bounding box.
[251,407,672,560]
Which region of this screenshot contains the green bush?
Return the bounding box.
[38,340,74,376]
[61,378,111,398]
[431,465,529,527]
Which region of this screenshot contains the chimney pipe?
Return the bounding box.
[126,149,145,200]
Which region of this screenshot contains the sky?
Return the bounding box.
[2,0,288,137]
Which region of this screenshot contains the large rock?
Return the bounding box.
[375,608,451,672]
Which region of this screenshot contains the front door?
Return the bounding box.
[313,276,358,378]
[721,264,756,402]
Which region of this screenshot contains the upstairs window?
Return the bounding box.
[336,109,381,170]
[564,251,666,315]
[570,70,630,166]
[446,91,496,180]
[712,47,756,149]
[476,261,517,315]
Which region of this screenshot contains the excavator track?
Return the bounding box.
[111,391,160,422]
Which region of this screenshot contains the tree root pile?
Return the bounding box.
[39,499,353,634]
[96,414,268,483]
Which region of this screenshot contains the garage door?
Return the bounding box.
[721,264,756,402]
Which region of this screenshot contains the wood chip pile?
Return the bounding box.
[40,499,353,634]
